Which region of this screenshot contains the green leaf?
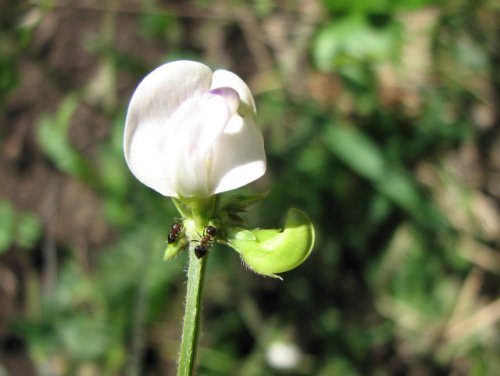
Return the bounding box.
[325,124,446,227]
[313,15,400,72]
[325,124,385,181]
[36,95,93,181]
[225,208,315,279]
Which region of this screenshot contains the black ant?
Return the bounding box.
[167,222,183,244]
[194,244,208,259]
[205,225,218,237]
[194,225,218,259]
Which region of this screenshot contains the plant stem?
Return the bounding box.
[177,244,208,376]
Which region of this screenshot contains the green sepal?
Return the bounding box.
[217,191,268,214]
[171,197,191,219]
[172,197,217,227]
[225,208,315,279]
[164,236,189,260]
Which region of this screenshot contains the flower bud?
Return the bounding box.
[226,209,315,278]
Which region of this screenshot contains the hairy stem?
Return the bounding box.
[177,242,208,375]
[175,196,215,375]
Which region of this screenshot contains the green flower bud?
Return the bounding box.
[225,208,315,278]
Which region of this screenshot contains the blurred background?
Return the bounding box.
[0,0,499,375]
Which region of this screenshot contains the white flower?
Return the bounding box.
[266,340,302,370]
[124,60,266,198]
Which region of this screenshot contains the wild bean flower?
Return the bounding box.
[123,60,314,376]
[124,60,266,199]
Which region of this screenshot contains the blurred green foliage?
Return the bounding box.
[0,0,498,375]
[0,201,42,254]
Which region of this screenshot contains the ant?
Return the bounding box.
[194,244,208,259]
[194,225,218,259]
[167,222,184,244]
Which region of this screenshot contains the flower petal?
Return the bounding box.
[210,115,266,194]
[127,61,212,128]
[209,87,240,114]
[211,70,256,116]
[166,95,233,197]
[124,61,213,196]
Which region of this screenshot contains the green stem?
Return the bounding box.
[175,196,216,375]
[177,240,208,376]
